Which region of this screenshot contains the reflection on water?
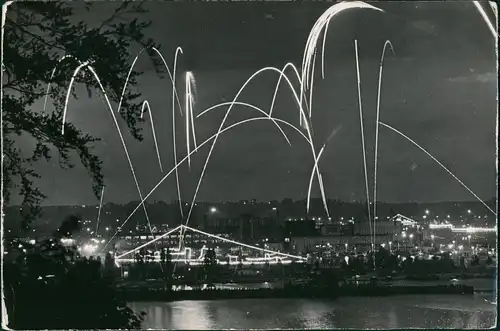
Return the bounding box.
[129,294,496,329]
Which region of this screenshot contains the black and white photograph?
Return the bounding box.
[1,0,497,329]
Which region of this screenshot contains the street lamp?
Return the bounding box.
[210,207,217,213]
[425,209,430,215]
[388,241,392,252]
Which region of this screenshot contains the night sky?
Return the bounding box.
[14,1,497,206]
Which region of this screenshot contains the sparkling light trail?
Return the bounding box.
[172,47,184,218]
[197,101,296,145]
[379,122,497,216]
[182,66,329,241]
[354,40,372,248]
[473,1,498,42]
[60,64,157,250]
[307,144,325,213]
[300,1,383,118]
[373,40,395,252]
[103,115,307,251]
[268,62,310,121]
[44,54,84,113]
[185,71,197,168]
[117,46,182,115]
[95,186,105,234]
[140,100,163,172]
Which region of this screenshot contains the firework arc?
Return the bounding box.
[51,1,495,261]
[373,40,395,249]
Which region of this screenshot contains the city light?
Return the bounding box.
[425,209,429,215]
[210,207,217,213]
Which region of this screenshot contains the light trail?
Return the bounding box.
[307,144,325,213]
[379,121,497,216]
[183,225,306,260]
[172,47,184,218]
[115,258,298,266]
[185,71,197,169]
[116,47,182,115]
[197,101,297,145]
[104,115,307,251]
[354,40,373,248]
[140,100,163,172]
[115,225,182,258]
[308,49,317,120]
[473,1,498,42]
[182,66,328,242]
[44,54,83,113]
[300,1,383,118]
[373,40,395,252]
[115,224,305,261]
[268,62,310,121]
[58,63,157,255]
[95,186,105,234]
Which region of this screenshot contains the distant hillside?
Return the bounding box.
[4,198,496,234]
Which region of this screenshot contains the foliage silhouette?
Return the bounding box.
[3,1,162,327]
[3,1,162,230]
[5,215,146,329]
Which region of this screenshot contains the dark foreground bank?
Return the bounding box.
[116,284,474,302]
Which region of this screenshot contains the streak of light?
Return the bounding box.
[114,225,182,258]
[59,63,156,255]
[115,258,299,266]
[182,66,328,244]
[44,55,83,113]
[300,1,383,117]
[185,71,197,169]
[307,144,325,213]
[117,47,182,115]
[116,224,305,261]
[373,40,395,251]
[172,47,184,218]
[105,115,310,249]
[140,100,163,172]
[183,225,305,260]
[197,101,296,145]
[268,62,310,121]
[379,121,497,216]
[354,40,372,245]
[473,1,498,42]
[95,186,105,234]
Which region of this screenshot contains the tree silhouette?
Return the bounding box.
[3,2,162,327]
[5,215,145,329]
[3,1,161,230]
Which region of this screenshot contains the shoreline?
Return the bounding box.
[117,284,474,302]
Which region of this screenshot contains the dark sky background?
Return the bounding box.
[14,1,497,206]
